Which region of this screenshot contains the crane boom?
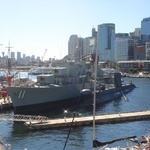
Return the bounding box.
[42,49,47,61]
[38,49,47,67]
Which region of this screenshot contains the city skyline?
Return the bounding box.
[0,0,150,60]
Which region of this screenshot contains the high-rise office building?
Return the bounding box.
[115,33,129,39]
[141,17,150,42]
[97,23,115,61]
[115,39,135,61]
[17,51,21,58]
[17,51,21,63]
[68,35,79,60]
[134,28,141,37]
[23,54,26,59]
[11,52,15,59]
[134,46,145,60]
[74,37,84,61]
[83,37,91,57]
[92,28,97,38]
[10,52,15,64]
[145,42,150,60]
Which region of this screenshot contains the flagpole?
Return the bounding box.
[93,38,98,150]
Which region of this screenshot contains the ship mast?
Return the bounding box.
[5,42,13,74]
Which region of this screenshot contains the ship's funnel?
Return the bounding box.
[7,75,12,86]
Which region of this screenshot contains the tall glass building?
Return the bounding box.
[97,23,115,61]
[115,39,135,61]
[141,17,150,42]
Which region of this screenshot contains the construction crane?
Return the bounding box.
[38,49,47,67]
[41,49,47,62]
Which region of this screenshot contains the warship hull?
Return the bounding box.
[6,83,135,115]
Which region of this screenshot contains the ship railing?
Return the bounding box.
[13,114,49,122]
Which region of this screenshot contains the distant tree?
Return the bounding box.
[129,68,140,74]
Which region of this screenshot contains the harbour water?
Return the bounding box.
[0,74,150,150]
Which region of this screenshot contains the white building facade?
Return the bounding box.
[115,39,135,61]
[115,39,129,61]
[83,37,95,57]
[134,28,141,37]
[68,35,79,60]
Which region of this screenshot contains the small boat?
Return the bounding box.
[93,129,150,149]
[28,66,52,75]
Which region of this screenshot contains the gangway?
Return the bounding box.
[0,114,49,122]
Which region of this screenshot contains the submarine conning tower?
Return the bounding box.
[114,73,122,88]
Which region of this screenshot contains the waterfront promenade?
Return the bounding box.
[126,73,150,78]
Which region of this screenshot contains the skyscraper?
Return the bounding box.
[97,23,115,61]
[68,35,79,60]
[11,52,15,59]
[134,28,141,37]
[17,51,21,64]
[145,42,150,60]
[141,17,150,42]
[115,39,135,61]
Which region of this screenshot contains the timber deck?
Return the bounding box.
[24,110,150,130]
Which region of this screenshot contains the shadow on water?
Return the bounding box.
[11,97,123,135]
[12,122,28,135]
[42,96,124,119]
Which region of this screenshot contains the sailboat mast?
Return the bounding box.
[93,38,98,149]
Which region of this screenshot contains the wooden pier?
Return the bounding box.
[24,110,150,130]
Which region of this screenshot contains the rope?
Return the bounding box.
[63,112,76,150]
[62,75,89,149]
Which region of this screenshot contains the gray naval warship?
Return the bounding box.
[6,60,135,115]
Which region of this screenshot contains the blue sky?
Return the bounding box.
[0,0,149,60]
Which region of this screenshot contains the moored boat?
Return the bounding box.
[28,66,52,75]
